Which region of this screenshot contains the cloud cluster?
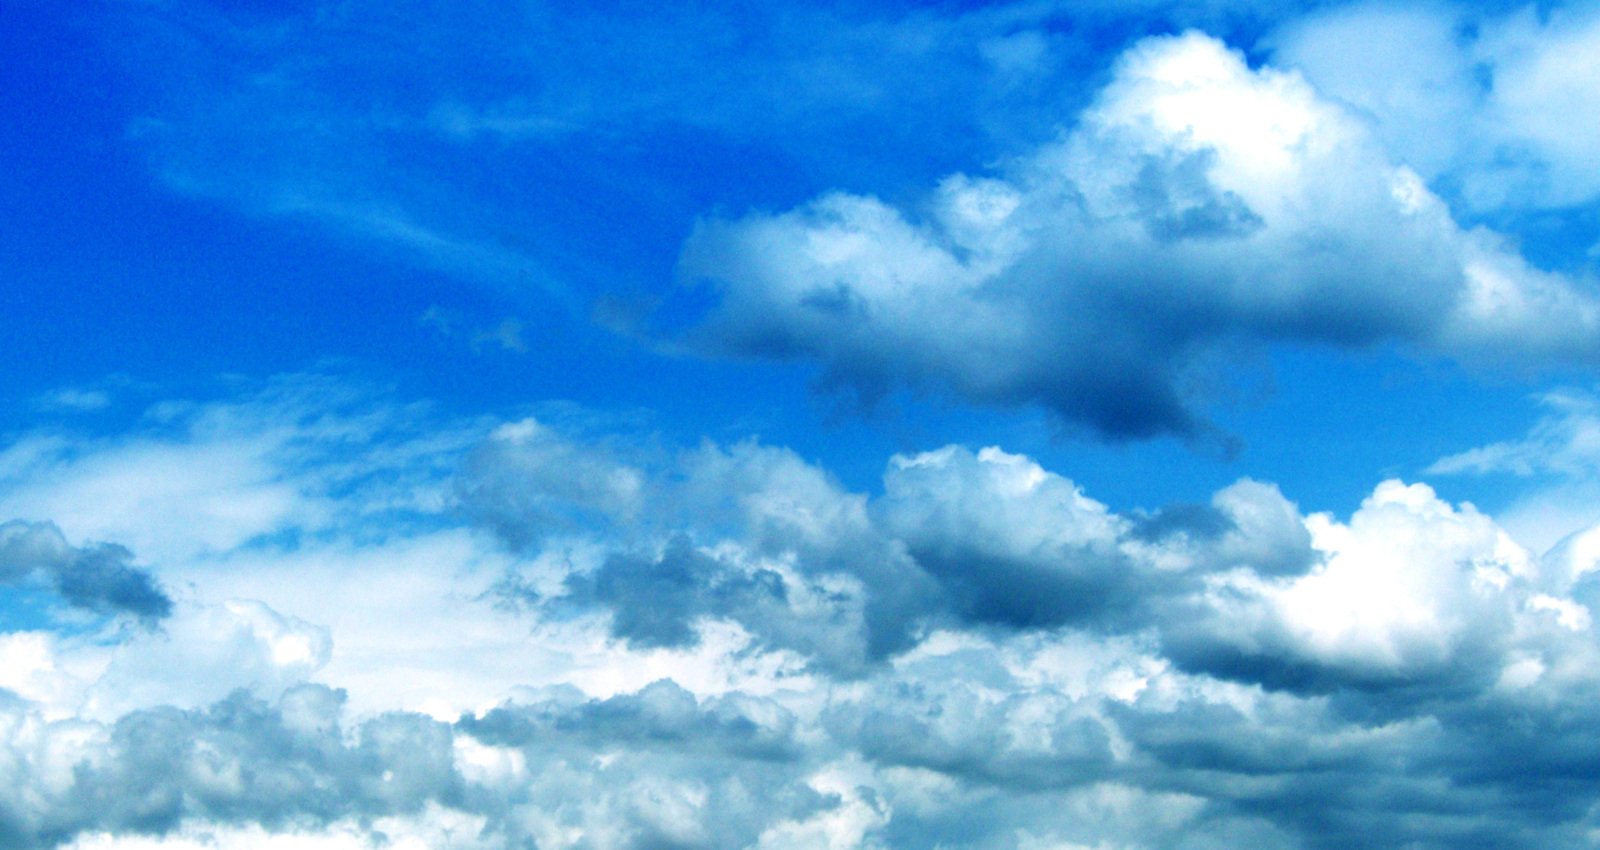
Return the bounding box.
[677,31,1600,440]
[15,1,1600,841]
[456,414,1600,846]
[4,376,1600,847]
[469,421,1590,698]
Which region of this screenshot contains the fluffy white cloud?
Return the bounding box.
[677,31,1600,440]
[1165,480,1545,692]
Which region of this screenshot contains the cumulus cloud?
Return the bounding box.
[9,377,1600,847]
[464,415,1594,718]
[472,428,931,673]
[675,31,1600,440]
[0,676,822,850]
[0,521,171,624]
[878,445,1140,629]
[1162,480,1541,696]
[0,685,462,849]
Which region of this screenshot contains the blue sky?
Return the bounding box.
[6,1,1600,847]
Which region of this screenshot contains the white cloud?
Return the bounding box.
[7,375,1600,847]
[1175,480,1534,686]
[1431,389,1600,478]
[678,31,1600,440]
[1270,2,1600,211]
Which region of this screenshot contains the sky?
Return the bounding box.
[5,0,1600,847]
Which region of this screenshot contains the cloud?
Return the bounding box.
[0,372,480,565]
[471,428,930,673]
[1430,389,1600,478]
[1269,2,1600,211]
[0,685,463,849]
[674,31,1600,440]
[0,521,171,624]
[1161,480,1539,696]
[877,445,1139,629]
[418,308,530,354]
[1429,388,1600,553]
[8,375,1600,846]
[463,412,1599,732]
[0,676,819,850]
[31,389,112,414]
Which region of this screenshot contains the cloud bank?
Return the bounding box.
[3,376,1600,848]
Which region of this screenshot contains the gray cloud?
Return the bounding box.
[461,418,1600,716]
[8,406,1600,849]
[461,679,799,765]
[0,685,461,849]
[0,520,172,623]
[0,679,817,850]
[877,445,1146,630]
[568,537,790,651]
[472,429,939,672]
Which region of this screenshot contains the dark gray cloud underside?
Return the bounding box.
[0,521,173,623]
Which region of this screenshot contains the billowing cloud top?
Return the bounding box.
[678,32,1600,440]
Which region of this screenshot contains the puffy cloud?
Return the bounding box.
[81,600,332,721]
[1164,483,1536,694]
[0,521,171,624]
[467,416,1575,708]
[473,431,929,673]
[878,445,1138,629]
[676,31,1600,440]
[10,376,1600,847]
[0,685,462,850]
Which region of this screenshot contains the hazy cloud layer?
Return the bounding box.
[677,31,1600,440]
[1269,3,1600,212]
